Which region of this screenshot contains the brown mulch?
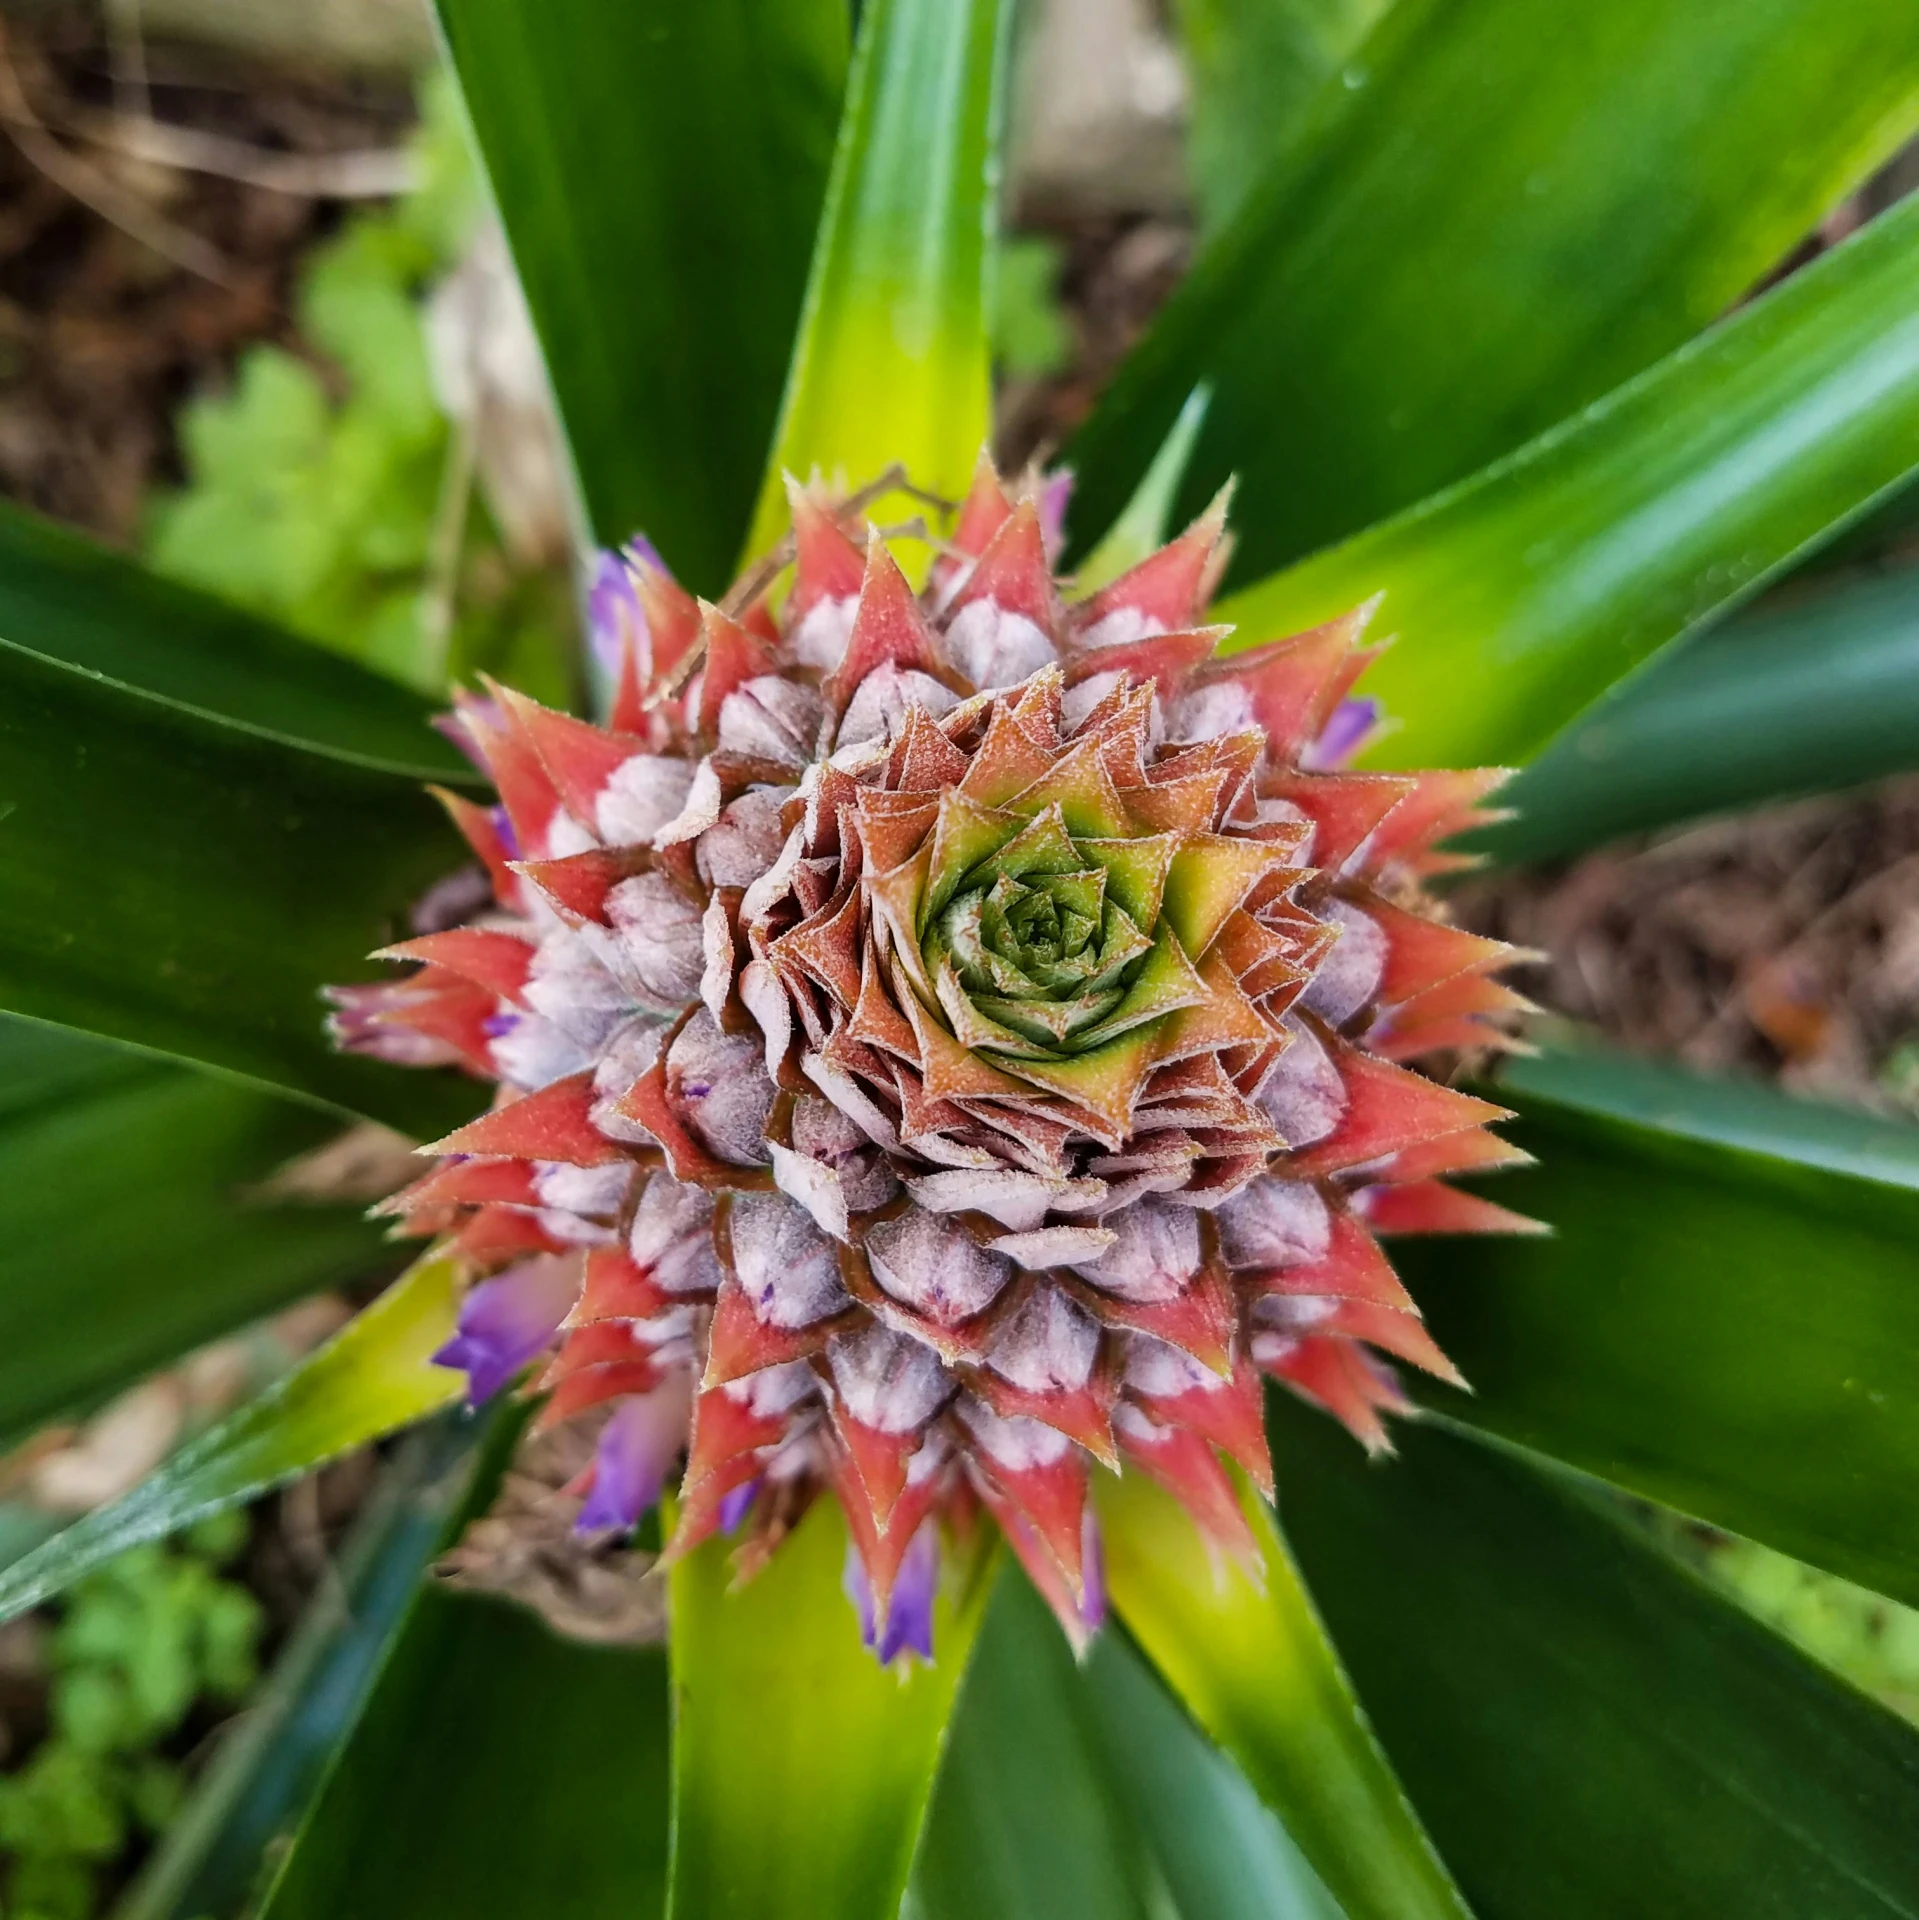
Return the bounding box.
[0,13,411,543]
[996,213,1194,471]
[1458,780,1919,1115]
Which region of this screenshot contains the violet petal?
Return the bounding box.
[717,1479,760,1534]
[588,549,643,677]
[431,1256,577,1405]
[844,1538,880,1649]
[1037,468,1074,561]
[1077,1505,1107,1636]
[1303,696,1381,771]
[877,1522,939,1665]
[574,1378,692,1535]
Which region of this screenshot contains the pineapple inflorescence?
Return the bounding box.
[329,458,1531,1662]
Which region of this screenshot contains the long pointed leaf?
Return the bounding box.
[668,1500,993,1920]
[256,1401,669,1920]
[1269,1395,1919,1919]
[0,1008,156,1113]
[120,1416,482,1920]
[1811,465,1919,576]
[0,500,470,781]
[1099,1471,1468,1920]
[744,0,1012,561]
[263,1593,668,1919]
[1400,1047,1919,1613]
[1171,0,1395,232]
[908,1569,1162,1920]
[1077,1625,1347,1920]
[0,1247,463,1625]
[0,637,476,1133]
[0,1017,388,1446]
[910,1563,1344,1920]
[1214,189,1919,769]
[1478,564,1919,865]
[1071,0,1919,585]
[1074,384,1213,596]
[434,0,847,593]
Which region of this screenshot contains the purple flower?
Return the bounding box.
[323,982,457,1067]
[574,1379,692,1536]
[432,1256,578,1405]
[1303,696,1382,770]
[409,864,496,936]
[880,1523,939,1663]
[431,694,506,772]
[588,536,669,680]
[844,1522,939,1667]
[717,1479,760,1534]
[1037,468,1075,562]
[1077,1505,1107,1637]
[588,551,642,679]
[844,1540,878,1644]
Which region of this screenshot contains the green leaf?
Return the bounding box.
[0,1248,464,1626]
[668,1499,993,1920]
[1213,189,1919,769]
[146,190,491,705]
[908,1569,1165,1920]
[1398,1046,1919,1615]
[1071,0,1919,587]
[0,498,467,780]
[262,1593,667,1919]
[910,1562,1345,1920]
[0,1016,388,1447]
[251,1399,670,1920]
[1476,564,1919,865]
[1170,0,1395,231]
[1268,1394,1919,1920]
[0,637,478,1134]
[302,224,442,438]
[1099,1471,1468,1920]
[119,1418,481,1920]
[1806,465,1919,577]
[0,1008,155,1114]
[435,0,848,594]
[1074,384,1212,598]
[744,0,1013,562]
[1078,1628,1346,1920]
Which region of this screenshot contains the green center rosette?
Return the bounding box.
[871,737,1292,1133]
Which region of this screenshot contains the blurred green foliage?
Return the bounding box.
[992,235,1072,381]
[0,1514,261,1920]
[1719,1538,1919,1722]
[1653,1513,1919,1725]
[144,73,573,707]
[1880,1034,1919,1116]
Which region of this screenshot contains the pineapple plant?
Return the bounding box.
[3,1,1919,1916]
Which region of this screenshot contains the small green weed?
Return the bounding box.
[0,1514,261,1920]
[145,73,573,706]
[992,234,1073,380]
